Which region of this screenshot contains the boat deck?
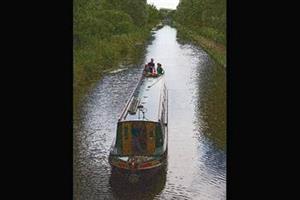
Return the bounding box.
[119,75,165,122]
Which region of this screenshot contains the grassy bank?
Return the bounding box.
[175,23,226,67]
[74,29,152,110]
[173,0,226,67]
[74,0,162,112]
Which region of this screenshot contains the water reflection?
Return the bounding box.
[196,59,226,150]
[110,164,167,200]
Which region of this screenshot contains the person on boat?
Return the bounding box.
[143,64,151,75]
[156,63,164,75]
[147,58,155,73]
[148,58,155,67]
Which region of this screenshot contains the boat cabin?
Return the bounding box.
[109,75,168,171]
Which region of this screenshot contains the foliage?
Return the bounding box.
[74,0,162,109]
[147,4,162,25]
[174,0,226,66]
[175,0,226,38]
[99,0,148,27]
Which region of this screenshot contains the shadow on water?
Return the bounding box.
[196,60,226,151]
[109,164,167,200]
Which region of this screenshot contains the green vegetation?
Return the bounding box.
[74,0,162,110]
[174,0,226,67]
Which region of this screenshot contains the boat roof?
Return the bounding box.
[119,75,166,122]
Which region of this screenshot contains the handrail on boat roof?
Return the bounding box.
[118,74,144,121]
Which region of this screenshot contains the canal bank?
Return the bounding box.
[174,23,226,68]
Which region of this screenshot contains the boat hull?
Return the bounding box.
[109,151,167,183]
[110,159,167,183]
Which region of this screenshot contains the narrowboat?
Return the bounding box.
[109,73,168,182]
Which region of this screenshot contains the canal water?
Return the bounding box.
[74,25,226,200]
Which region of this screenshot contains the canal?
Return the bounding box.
[74,25,226,200]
